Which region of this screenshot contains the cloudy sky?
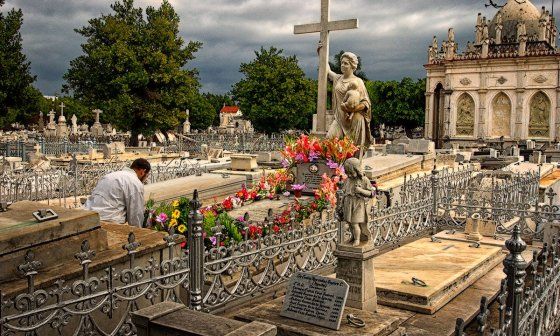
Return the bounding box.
[2,0,555,95]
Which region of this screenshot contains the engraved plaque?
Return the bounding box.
[280,272,349,330]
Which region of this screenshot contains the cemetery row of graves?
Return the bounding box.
[0,131,559,335]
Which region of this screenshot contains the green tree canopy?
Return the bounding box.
[203,92,234,126]
[0,1,40,128]
[63,0,208,143]
[231,46,317,133]
[367,77,426,133]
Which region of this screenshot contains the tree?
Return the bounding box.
[203,92,234,126]
[64,0,204,144]
[367,77,426,135]
[231,47,317,133]
[0,1,39,128]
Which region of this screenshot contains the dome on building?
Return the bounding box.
[489,0,542,42]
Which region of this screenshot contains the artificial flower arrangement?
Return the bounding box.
[145,134,358,250]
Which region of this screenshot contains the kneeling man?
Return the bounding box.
[85,158,150,227]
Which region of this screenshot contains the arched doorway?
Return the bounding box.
[432,83,444,148]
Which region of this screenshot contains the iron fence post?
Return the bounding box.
[503,225,527,335]
[188,189,204,311]
[335,182,345,244]
[430,168,439,233]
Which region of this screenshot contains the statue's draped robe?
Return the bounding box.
[326,74,372,150]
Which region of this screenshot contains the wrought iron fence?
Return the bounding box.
[0,137,129,160]
[0,167,559,335]
[455,226,560,336]
[173,133,285,155]
[0,157,204,207]
[0,191,336,335]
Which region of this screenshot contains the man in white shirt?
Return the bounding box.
[85,158,151,227]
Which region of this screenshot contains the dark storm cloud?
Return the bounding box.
[1,0,555,95]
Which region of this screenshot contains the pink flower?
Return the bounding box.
[209,236,217,246]
[308,150,319,162]
[326,159,339,169]
[291,184,306,191]
[155,213,168,224]
[295,153,306,163]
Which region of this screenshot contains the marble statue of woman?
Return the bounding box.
[319,44,372,160]
[341,158,376,246]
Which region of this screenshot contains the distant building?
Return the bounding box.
[43,96,57,101]
[425,0,559,147]
[218,105,253,134]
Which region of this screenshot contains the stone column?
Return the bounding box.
[425,92,433,139]
[335,245,378,312]
[478,90,487,139]
[514,67,527,139]
[555,88,560,140]
[443,90,452,137]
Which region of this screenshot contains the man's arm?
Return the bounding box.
[125,183,146,227]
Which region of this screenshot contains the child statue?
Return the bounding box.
[341,81,361,121]
[341,158,376,246]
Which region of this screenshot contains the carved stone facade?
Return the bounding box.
[492,92,512,137]
[425,0,560,146]
[529,91,551,137]
[456,94,475,136]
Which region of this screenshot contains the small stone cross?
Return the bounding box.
[92,109,102,123]
[33,143,41,154]
[59,102,65,117]
[294,0,358,133]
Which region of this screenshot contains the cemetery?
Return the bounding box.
[1,0,560,335]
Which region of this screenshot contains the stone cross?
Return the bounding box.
[33,143,41,154]
[93,109,102,123]
[294,0,358,134]
[59,102,65,117]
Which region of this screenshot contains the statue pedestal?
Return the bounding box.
[334,244,378,312]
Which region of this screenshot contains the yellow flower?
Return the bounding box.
[169,218,178,227]
[177,224,186,233]
[172,210,181,219]
[172,200,179,207]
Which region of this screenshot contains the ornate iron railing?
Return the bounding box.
[455,226,560,336]
[174,133,285,155]
[0,157,204,207]
[0,167,558,335]
[0,232,188,336]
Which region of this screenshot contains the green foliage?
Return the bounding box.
[231,46,317,133]
[63,0,204,142]
[366,77,426,132]
[217,212,242,243]
[203,92,234,126]
[0,2,40,128]
[187,92,215,130]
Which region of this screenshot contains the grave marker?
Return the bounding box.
[280,272,348,330]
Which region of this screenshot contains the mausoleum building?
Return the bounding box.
[425,0,559,147]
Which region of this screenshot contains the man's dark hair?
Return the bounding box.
[131,158,151,173]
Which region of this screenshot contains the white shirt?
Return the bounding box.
[85,168,145,227]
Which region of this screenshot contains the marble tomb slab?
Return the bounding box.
[374,237,505,314]
[144,173,245,205]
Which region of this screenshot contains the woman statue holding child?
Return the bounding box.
[319,43,373,160]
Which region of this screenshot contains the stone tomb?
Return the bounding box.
[280,272,348,330]
[0,201,108,283]
[374,237,505,314]
[132,302,276,336]
[144,173,245,205]
[230,154,258,171]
